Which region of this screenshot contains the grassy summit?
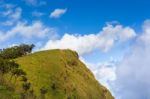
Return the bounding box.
[3,49,113,99]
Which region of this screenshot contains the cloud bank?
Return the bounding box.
[114,20,150,99]
[42,24,136,55]
[80,57,116,92]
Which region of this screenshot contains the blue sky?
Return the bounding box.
[1,0,150,99]
[1,0,150,34]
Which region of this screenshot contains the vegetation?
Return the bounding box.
[0,44,35,59]
[0,44,35,99]
[0,44,114,99]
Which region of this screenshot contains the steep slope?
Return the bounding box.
[15,49,114,99]
[0,85,20,99]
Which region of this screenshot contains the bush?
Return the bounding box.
[0,44,35,59]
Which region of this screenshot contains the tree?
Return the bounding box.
[0,58,10,76]
[0,44,35,98]
[0,44,35,59]
[0,58,19,83]
[18,44,35,56]
[8,60,19,70]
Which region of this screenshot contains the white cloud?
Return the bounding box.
[50,8,67,18]
[0,3,15,9]
[25,0,37,5]
[4,4,15,9]
[140,20,150,44]
[95,64,116,83]
[24,0,46,6]
[1,9,12,16]
[0,21,56,42]
[114,20,150,99]
[11,8,22,20]
[32,11,44,17]
[1,7,21,20]
[1,20,14,26]
[42,24,136,55]
[80,56,116,96]
[0,7,22,26]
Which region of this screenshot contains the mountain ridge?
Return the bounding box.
[1,49,114,99]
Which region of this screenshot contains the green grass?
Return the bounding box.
[0,84,20,99]
[12,49,114,99]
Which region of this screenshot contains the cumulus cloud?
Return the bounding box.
[42,24,136,55]
[50,8,67,18]
[95,64,116,85]
[0,21,56,42]
[114,20,150,99]
[81,57,116,87]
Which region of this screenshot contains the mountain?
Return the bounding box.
[1,49,114,99]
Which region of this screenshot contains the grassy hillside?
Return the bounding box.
[13,49,114,99]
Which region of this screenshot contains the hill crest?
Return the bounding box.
[14,49,114,99]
